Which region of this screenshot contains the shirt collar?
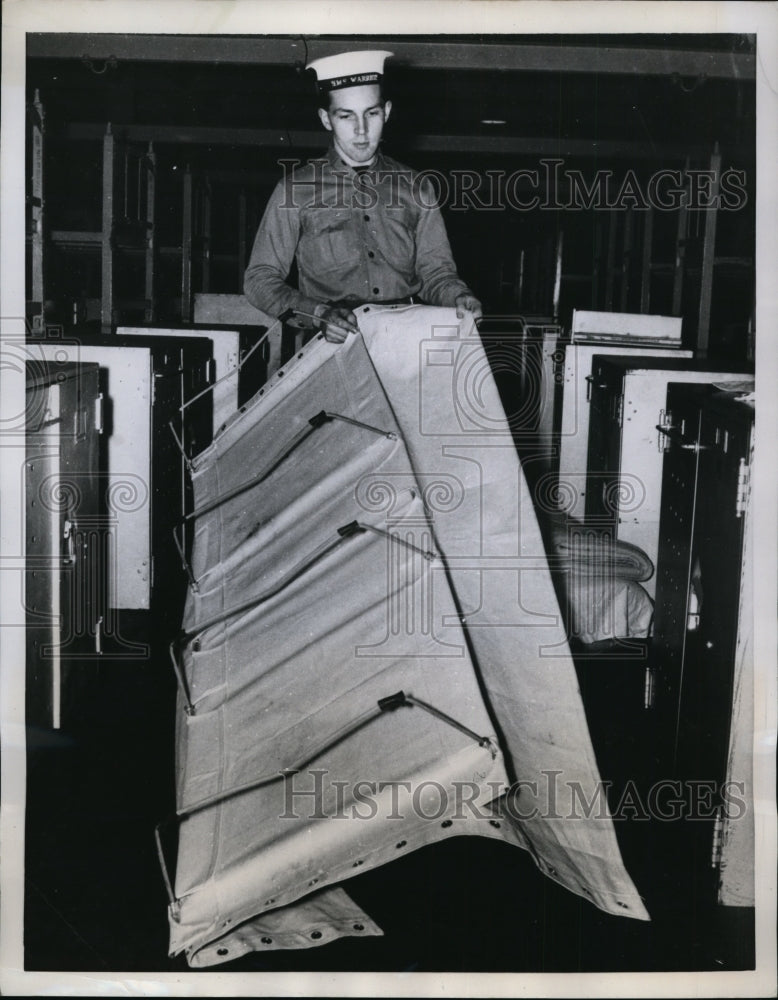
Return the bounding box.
[326,143,385,173]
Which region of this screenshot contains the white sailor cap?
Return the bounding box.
[306,50,394,92]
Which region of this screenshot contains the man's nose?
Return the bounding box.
[354,115,367,135]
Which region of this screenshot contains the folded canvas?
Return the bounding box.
[167,305,649,967]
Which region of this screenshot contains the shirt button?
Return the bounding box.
[364,214,370,221]
[373,287,380,295]
[368,250,375,259]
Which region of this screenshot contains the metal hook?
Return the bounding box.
[81,54,118,75]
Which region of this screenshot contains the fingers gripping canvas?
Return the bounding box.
[167,306,648,967]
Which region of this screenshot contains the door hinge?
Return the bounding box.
[644,665,655,709]
[657,409,672,452]
[710,806,724,868]
[614,393,624,428]
[735,457,750,518]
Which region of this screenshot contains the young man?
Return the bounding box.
[243,50,482,342]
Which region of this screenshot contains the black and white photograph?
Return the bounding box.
[1,1,776,996]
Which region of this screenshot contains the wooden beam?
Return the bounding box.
[144,143,156,323]
[620,207,633,312]
[696,144,721,357]
[63,122,714,161]
[238,188,247,288]
[201,180,212,294]
[101,125,115,334]
[639,205,654,313]
[181,167,193,322]
[604,212,617,311]
[28,34,755,80]
[671,160,690,316]
[591,220,602,308]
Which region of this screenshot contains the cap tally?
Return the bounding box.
[306,50,394,92]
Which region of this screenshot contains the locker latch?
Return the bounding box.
[657,409,672,452]
[585,375,608,402]
[63,518,75,564]
[735,457,750,518]
[655,418,707,453]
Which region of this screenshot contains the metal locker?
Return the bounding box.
[28,334,213,619]
[26,361,102,729]
[553,341,692,520]
[143,337,213,631]
[674,390,754,781]
[650,385,754,904]
[118,325,252,436]
[584,358,752,597]
[518,322,562,479]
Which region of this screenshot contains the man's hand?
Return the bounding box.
[314,304,360,343]
[455,293,483,323]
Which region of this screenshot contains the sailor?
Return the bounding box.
[244,49,482,342]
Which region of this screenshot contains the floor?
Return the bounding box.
[23,614,755,974]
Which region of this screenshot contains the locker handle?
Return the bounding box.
[655,425,709,452]
[585,375,608,401]
[63,519,75,564]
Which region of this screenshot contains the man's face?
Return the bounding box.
[318,83,392,165]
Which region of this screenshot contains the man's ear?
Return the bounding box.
[318,107,333,132]
[383,100,392,124]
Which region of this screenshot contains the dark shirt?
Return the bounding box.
[244,144,473,321]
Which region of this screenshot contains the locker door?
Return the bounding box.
[56,364,102,660]
[650,385,705,762]
[651,388,754,907]
[584,360,623,527]
[556,344,692,519]
[26,362,102,729]
[30,340,153,610]
[26,380,62,729]
[675,401,752,787]
[146,342,212,630]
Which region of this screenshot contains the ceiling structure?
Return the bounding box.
[25,33,757,358]
[28,33,756,164]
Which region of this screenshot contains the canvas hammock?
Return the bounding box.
[163,305,649,967]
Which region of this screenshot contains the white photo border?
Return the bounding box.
[1,2,776,996]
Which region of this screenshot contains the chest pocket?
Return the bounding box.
[379,204,417,275]
[299,208,358,274]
